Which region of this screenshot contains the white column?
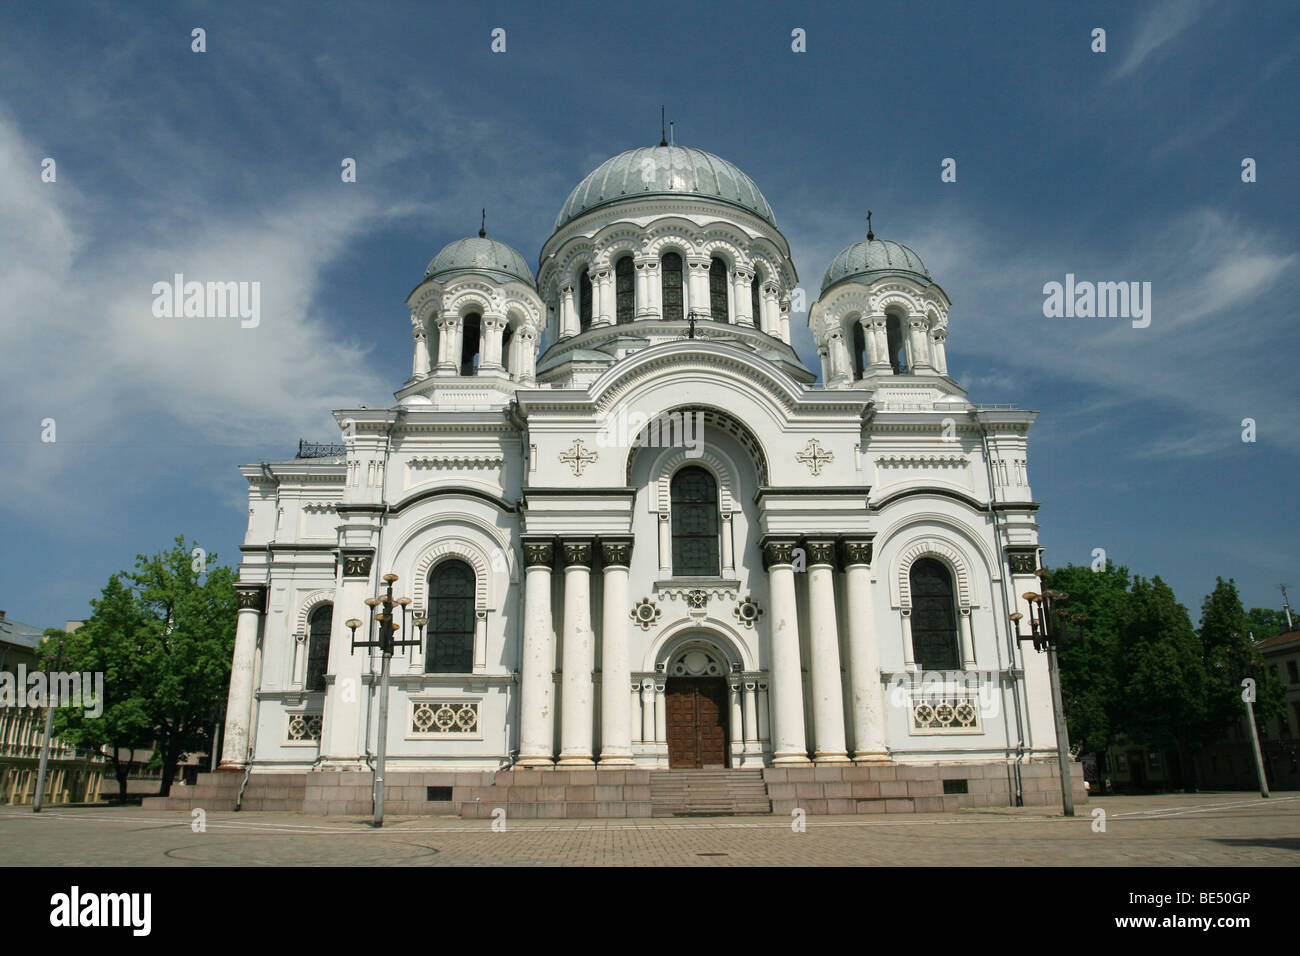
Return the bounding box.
[557,540,595,767]
[843,541,888,763]
[319,550,375,767]
[218,586,264,770]
[870,316,891,371]
[559,286,577,337]
[516,327,538,385]
[902,610,917,669]
[733,268,755,326]
[657,512,672,576]
[960,608,976,668]
[435,315,459,374]
[638,259,660,318]
[780,299,791,344]
[806,540,850,763]
[630,681,643,745]
[761,285,779,336]
[479,312,506,371]
[728,679,744,764]
[686,257,711,317]
[410,315,431,379]
[720,512,734,574]
[827,329,852,386]
[860,317,877,369]
[641,679,656,745]
[756,681,771,746]
[599,539,635,766]
[518,540,556,767]
[591,268,613,326]
[743,680,759,751]
[932,328,949,375]
[908,316,932,370]
[762,538,810,765]
[654,679,667,747]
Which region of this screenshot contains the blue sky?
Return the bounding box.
[2,0,1297,628]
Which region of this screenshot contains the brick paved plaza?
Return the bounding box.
[2,792,1296,866]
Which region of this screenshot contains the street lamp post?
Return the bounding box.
[345,573,426,828]
[33,633,67,813]
[1009,567,1088,818]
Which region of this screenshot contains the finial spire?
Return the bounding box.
[669,121,675,146]
[866,209,874,242]
[479,208,486,239]
[660,106,667,147]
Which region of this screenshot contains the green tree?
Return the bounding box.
[46,537,236,797]
[1114,576,1209,791]
[1199,578,1285,752]
[1244,606,1291,642]
[1045,561,1129,761]
[45,576,154,801]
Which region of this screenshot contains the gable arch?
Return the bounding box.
[412,539,492,612]
[895,539,974,610]
[295,589,337,635]
[645,446,739,514]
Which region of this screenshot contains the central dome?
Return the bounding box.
[555,145,776,231]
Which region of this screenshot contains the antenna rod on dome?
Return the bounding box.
[479,208,486,238]
[866,209,874,241]
[660,106,667,147]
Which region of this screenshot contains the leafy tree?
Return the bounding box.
[1199,578,1285,750]
[45,537,236,797]
[45,577,154,801]
[1244,606,1291,642]
[1045,561,1129,760]
[1114,576,1209,791]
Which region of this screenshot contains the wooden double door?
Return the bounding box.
[666,677,729,768]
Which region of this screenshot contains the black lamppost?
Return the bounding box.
[345,573,425,827]
[33,633,67,813]
[1008,567,1088,817]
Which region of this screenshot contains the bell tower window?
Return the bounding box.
[886,313,906,374]
[579,269,593,332]
[851,321,866,378]
[615,256,634,324]
[751,272,762,330]
[460,313,482,376]
[661,252,684,322]
[709,257,728,322]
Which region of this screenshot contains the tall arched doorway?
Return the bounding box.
[664,644,730,769]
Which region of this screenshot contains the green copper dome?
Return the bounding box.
[555,145,777,230]
[820,238,930,294]
[425,235,534,286]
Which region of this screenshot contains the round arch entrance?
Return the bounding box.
[663,640,732,769]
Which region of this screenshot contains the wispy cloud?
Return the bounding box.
[1113,0,1215,80]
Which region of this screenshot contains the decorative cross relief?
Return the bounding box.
[559,439,598,477]
[796,439,834,476]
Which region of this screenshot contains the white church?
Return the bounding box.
[207,143,1084,816]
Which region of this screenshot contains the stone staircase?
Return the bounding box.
[649,769,771,817]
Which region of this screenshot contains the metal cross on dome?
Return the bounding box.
[560,438,598,477]
[796,439,834,476]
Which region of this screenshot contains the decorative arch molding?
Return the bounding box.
[896,539,975,611]
[620,401,770,486]
[444,289,493,319]
[642,620,756,673]
[644,445,740,514]
[295,589,337,636]
[411,538,493,612]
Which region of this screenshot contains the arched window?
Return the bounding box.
[427,560,475,674]
[615,256,634,324]
[671,466,720,576]
[910,558,960,670]
[751,272,763,328]
[851,321,866,378]
[886,314,906,374]
[306,603,332,693]
[661,252,684,322]
[579,269,593,332]
[460,313,482,376]
[709,257,728,322]
[501,323,514,373]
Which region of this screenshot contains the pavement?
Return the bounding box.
[1,792,1297,866]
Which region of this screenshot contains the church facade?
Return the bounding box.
[219,144,1064,786]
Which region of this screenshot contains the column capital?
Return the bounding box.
[803,538,838,567]
[839,537,875,569]
[760,536,801,570]
[234,583,267,612]
[339,550,374,579]
[600,537,634,568]
[522,537,555,568]
[561,539,595,568]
